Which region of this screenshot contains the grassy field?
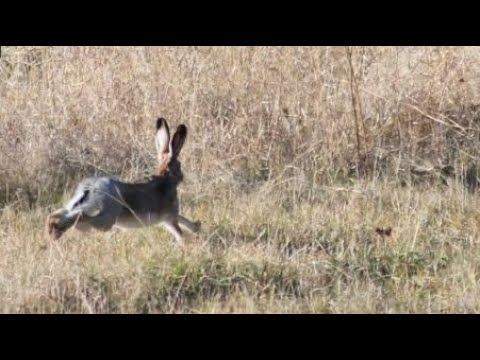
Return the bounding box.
[1,46,480,313]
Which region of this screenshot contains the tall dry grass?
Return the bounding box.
[1,46,480,313]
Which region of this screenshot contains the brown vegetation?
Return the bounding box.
[1,46,480,313]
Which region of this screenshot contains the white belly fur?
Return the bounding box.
[114,213,163,229]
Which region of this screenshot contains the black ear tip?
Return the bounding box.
[177,124,187,135]
[156,117,167,130]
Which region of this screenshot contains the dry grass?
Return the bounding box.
[2,46,480,313]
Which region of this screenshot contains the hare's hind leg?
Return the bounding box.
[178,215,201,233]
[47,208,82,240]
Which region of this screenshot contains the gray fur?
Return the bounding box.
[47,118,200,245]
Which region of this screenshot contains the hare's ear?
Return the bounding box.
[155,118,170,153]
[171,124,187,159]
[155,118,171,174]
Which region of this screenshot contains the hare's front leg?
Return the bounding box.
[162,220,184,246]
[178,215,201,233]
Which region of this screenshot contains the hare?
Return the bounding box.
[46,118,201,245]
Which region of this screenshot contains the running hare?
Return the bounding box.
[46,118,200,245]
